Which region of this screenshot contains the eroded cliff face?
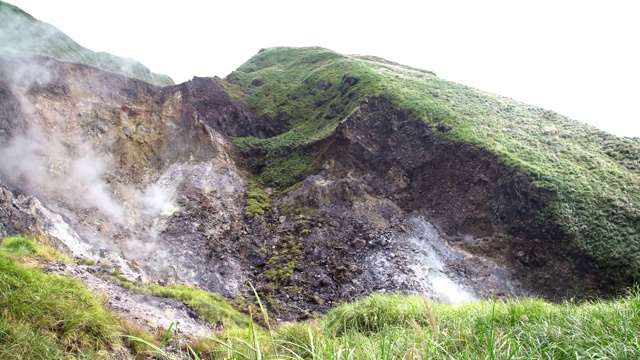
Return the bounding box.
[311,98,582,299]
[0,54,582,322]
[0,55,252,296]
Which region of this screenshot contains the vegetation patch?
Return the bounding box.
[313,291,640,359]
[244,182,271,218]
[3,237,639,359]
[356,57,640,285]
[109,277,251,329]
[134,290,640,359]
[0,235,71,263]
[258,150,310,189]
[264,254,296,286]
[0,236,140,358]
[264,236,301,286]
[229,47,381,189]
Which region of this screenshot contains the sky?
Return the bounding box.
[6,0,640,137]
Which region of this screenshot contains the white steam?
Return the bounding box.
[0,131,50,190]
[0,130,177,225]
[0,48,184,287]
[406,217,475,304]
[0,132,127,223]
[138,183,176,217]
[66,142,126,222]
[0,56,175,225]
[0,55,126,221]
[6,57,51,97]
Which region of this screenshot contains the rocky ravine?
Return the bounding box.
[0,53,575,328]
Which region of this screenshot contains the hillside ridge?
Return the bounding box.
[0,0,174,86]
[229,46,640,294]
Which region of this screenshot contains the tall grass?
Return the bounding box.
[0,237,120,358]
[0,236,159,358]
[313,292,640,359]
[134,290,640,359]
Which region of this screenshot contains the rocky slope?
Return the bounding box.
[1,8,639,326]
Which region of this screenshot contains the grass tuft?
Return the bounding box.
[0,235,71,263]
[245,182,271,218]
[0,237,120,357]
[112,278,251,330]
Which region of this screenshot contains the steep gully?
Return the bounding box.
[0,55,569,332]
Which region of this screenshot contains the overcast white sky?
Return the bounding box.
[7,0,640,137]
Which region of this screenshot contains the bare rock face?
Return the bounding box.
[0,54,250,297]
[0,54,559,322]
[315,97,574,298]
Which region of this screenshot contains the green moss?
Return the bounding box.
[259,151,310,189]
[245,183,271,218]
[264,256,296,286]
[264,236,301,286]
[79,258,96,266]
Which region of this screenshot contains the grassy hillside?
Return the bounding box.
[364,51,640,286]
[227,47,375,187]
[229,47,640,289]
[0,1,173,86]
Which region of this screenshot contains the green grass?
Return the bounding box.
[111,278,251,329]
[3,235,638,359]
[0,236,123,358]
[228,47,383,188]
[317,292,640,359]
[135,290,640,359]
[365,61,640,284]
[230,46,640,290]
[0,235,72,263]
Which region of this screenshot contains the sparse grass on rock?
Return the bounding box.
[112,278,251,330]
[245,182,271,218]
